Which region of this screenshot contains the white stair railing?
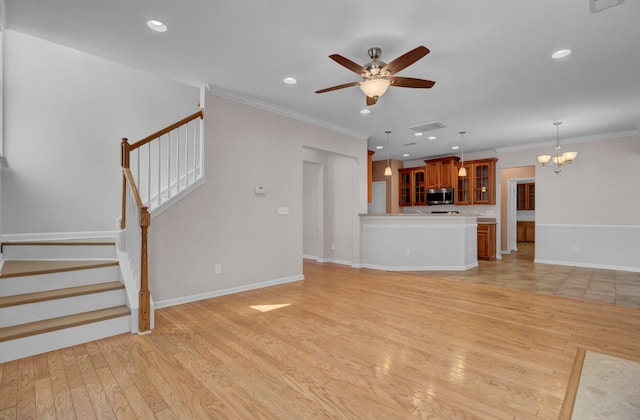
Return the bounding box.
[125,109,204,213]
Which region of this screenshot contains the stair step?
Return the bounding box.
[0,281,124,308]
[1,237,115,247]
[1,238,116,260]
[0,305,130,342]
[0,260,118,279]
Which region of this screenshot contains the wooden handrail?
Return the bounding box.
[120,109,204,334]
[129,109,203,151]
[122,167,151,332]
[123,168,145,210]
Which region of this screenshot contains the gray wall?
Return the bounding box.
[148,93,367,304]
[2,30,199,234]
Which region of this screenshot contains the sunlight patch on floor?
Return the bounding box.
[250,303,291,312]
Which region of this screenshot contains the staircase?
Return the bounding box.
[0,238,131,363]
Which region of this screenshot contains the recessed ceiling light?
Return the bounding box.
[360,109,371,115]
[283,77,297,85]
[414,132,423,137]
[402,153,410,157]
[551,49,572,59]
[428,136,436,140]
[146,19,168,33]
[376,146,383,149]
[451,146,460,150]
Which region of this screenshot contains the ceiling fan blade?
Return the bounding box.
[366,96,378,106]
[329,54,367,75]
[382,46,430,75]
[389,77,436,88]
[315,81,360,94]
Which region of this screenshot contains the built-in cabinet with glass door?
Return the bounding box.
[398,167,426,206]
[516,182,535,210]
[456,158,498,205]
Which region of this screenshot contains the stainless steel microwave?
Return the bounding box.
[426,188,454,205]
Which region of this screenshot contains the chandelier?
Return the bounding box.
[537,122,577,174]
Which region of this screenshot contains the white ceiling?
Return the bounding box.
[4,0,640,161]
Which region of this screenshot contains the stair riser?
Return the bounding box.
[0,315,131,363]
[0,289,127,328]
[2,244,116,260]
[1,265,120,296]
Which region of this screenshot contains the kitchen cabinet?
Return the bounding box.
[477,223,496,260]
[424,156,460,189]
[517,183,535,210]
[398,167,426,206]
[456,158,498,205]
[517,221,535,242]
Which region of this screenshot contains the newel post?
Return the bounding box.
[120,138,130,230]
[139,206,151,332]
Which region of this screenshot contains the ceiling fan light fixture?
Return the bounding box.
[360,78,390,98]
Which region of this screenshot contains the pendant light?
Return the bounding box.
[458,131,467,177]
[384,130,392,176]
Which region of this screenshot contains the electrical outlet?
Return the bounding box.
[331,243,335,250]
[215,264,222,274]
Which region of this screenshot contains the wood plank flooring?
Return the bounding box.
[1,260,639,418]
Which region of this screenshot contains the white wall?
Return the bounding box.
[498,134,640,271]
[149,93,367,304]
[1,30,199,234]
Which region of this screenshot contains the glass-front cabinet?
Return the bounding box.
[399,169,413,206]
[456,158,498,205]
[517,183,535,210]
[398,167,426,206]
[413,169,426,205]
[456,163,473,204]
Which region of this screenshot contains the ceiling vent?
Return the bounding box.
[410,121,447,133]
[590,0,624,13]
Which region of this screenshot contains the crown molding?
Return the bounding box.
[206,85,368,141]
[493,129,639,153]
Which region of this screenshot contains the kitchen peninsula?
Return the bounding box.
[360,213,484,271]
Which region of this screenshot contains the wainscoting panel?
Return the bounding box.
[535,224,640,272]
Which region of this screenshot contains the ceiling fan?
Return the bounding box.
[315,46,436,106]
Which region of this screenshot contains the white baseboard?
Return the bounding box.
[154,274,304,309]
[361,262,479,271]
[534,258,640,273]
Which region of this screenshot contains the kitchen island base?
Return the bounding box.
[361,214,479,271]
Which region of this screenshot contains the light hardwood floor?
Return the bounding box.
[1,260,639,419]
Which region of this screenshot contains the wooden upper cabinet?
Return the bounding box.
[425,156,460,189]
[456,158,498,205]
[517,183,535,210]
[398,167,426,206]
